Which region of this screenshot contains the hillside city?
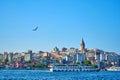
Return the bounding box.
[0,39,120,70]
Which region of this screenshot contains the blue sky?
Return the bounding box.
[0,0,120,53]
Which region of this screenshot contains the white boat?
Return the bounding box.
[107,66,120,71]
[50,65,99,72]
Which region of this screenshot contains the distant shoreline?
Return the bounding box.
[0,68,50,70]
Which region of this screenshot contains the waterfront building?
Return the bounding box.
[0,54,3,61]
[24,50,33,62]
[86,49,95,64]
[42,52,49,58]
[60,51,67,55]
[60,53,68,64]
[16,62,24,68]
[0,39,119,70]
[86,49,105,69]
[62,51,86,65]
[52,47,59,54]
[118,55,120,66]
[76,52,86,65]
[59,39,86,65]
[94,49,105,62]
[3,52,8,60]
[32,52,42,60]
[10,62,24,69]
[13,52,22,62]
[94,49,105,69]
[105,52,119,67]
[61,47,67,52]
[8,52,13,62]
[24,53,32,62]
[52,52,62,59]
[67,48,76,55]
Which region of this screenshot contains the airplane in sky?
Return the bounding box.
[32,26,38,31]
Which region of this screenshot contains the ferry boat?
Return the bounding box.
[50,65,99,72]
[107,66,120,71]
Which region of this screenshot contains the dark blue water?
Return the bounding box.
[0,70,120,80]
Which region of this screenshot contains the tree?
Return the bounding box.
[4,59,9,65]
[42,58,50,61]
[76,61,80,65]
[35,63,47,68]
[56,59,60,63]
[92,64,98,68]
[32,64,35,68]
[35,63,42,68]
[83,60,91,66]
[28,60,32,63]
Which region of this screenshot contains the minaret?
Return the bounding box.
[80,38,85,51]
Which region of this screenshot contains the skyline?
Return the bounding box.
[0,0,120,53]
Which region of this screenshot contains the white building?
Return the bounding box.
[67,48,76,55]
[76,53,86,65]
[24,53,31,61]
[0,54,3,61]
[63,51,86,65]
[86,49,95,64]
[94,49,105,62]
[8,52,13,62]
[105,52,119,66]
[24,50,32,62]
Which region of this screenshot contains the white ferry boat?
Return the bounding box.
[107,66,120,71]
[50,65,99,72]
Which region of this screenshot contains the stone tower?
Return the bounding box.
[80,38,85,51]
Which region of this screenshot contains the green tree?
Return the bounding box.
[83,60,91,66]
[76,61,80,65]
[36,63,43,68]
[32,64,35,67]
[35,63,47,68]
[56,59,60,63]
[41,58,50,62]
[92,64,98,68]
[28,60,32,63]
[4,59,9,65]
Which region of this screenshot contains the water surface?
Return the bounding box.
[0,70,120,80]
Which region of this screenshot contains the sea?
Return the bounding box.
[0,70,120,80]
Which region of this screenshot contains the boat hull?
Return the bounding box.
[50,65,99,72]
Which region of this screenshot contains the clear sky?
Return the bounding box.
[0,0,120,53]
